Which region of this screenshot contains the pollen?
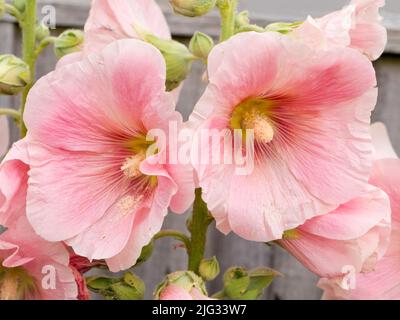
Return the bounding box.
[121,154,145,178]
[243,113,275,144]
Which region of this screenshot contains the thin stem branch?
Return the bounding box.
[154,230,191,249]
[34,37,57,58]
[217,0,238,42]
[20,0,37,137]
[188,188,213,273]
[0,108,20,120]
[5,4,23,24]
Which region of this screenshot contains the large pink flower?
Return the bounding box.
[278,184,391,278]
[0,141,78,300]
[23,39,194,272]
[0,116,9,158]
[84,0,170,54]
[190,31,377,242]
[294,0,387,60]
[319,123,400,299]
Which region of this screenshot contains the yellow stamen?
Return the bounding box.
[230,98,275,144]
[121,154,146,178]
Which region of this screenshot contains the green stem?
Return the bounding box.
[188,188,213,273]
[5,4,23,24]
[154,230,191,249]
[20,0,37,138]
[34,37,57,58]
[217,0,238,42]
[0,108,20,120]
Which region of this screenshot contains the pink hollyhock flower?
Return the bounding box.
[23,39,194,272]
[57,0,170,67]
[318,123,400,299]
[84,0,170,54]
[159,285,213,300]
[0,141,78,300]
[0,116,9,158]
[190,31,377,242]
[294,0,387,60]
[278,184,391,278]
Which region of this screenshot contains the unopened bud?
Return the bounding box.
[154,271,207,299]
[143,33,194,91]
[0,55,30,96]
[235,10,265,34]
[12,0,25,13]
[189,32,214,61]
[170,0,216,17]
[223,267,250,299]
[86,272,145,300]
[199,256,220,281]
[0,0,5,18]
[36,22,50,42]
[265,21,303,34]
[54,29,84,59]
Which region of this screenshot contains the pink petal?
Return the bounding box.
[371,122,398,160]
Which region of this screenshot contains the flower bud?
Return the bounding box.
[234,10,265,34]
[239,268,281,300]
[54,29,84,59]
[170,0,216,17]
[143,33,194,91]
[154,271,207,299]
[0,54,30,96]
[223,267,250,299]
[36,22,50,41]
[12,0,25,13]
[199,256,220,281]
[265,22,303,34]
[86,272,145,300]
[189,32,214,61]
[0,0,5,19]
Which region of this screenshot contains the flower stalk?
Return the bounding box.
[188,188,213,273]
[216,0,238,42]
[20,0,37,137]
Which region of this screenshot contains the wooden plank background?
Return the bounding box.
[1,0,399,300]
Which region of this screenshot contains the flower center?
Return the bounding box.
[121,135,157,179]
[230,98,275,144]
[0,264,37,300]
[121,153,146,179]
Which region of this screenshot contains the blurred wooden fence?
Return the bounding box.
[1,0,399,300]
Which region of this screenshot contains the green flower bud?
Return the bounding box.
[0,0,5,19]
[54,29,84,59]
[239,268,281,300]
[154,271,207,299]
[234,10,265,34]
[136,240,154,266]
[36,22,50,42]
[265,21,303,34]
[170,0,216,17]
[86,272,145,300]
[0,54,30,96]
[199,256,220,281]
[143,33,194,91]
[235,10,250,28]
[12,0,25,13]
[223,267,250,299]
[189,32,214,61]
